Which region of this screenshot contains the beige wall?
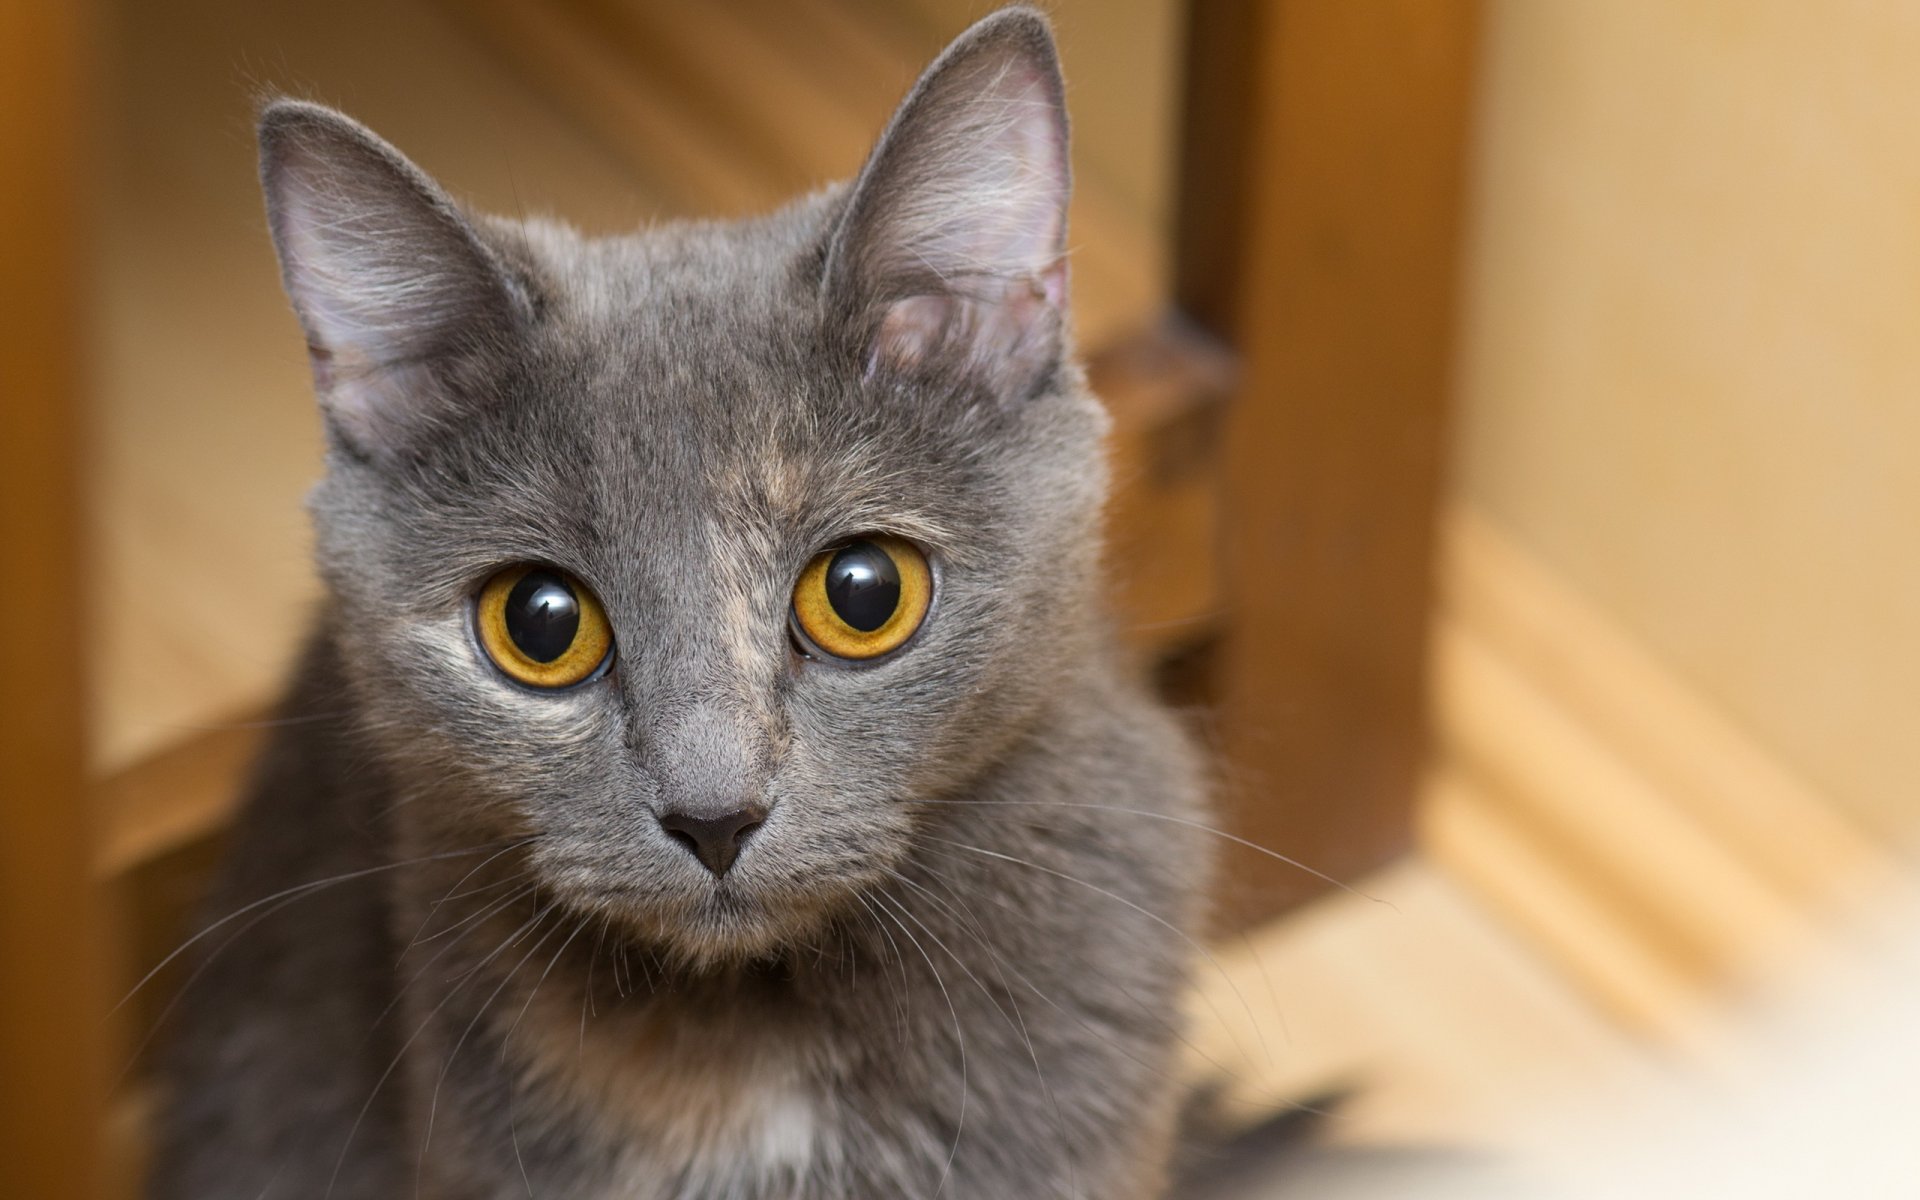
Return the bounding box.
[1455,1,1920,841]
[864,0,1184,235]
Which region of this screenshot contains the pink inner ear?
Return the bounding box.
[868,259,1068,387]
[869,294,955,377]
[1035,257,1067,311]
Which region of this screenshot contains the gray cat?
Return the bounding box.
[149,9,1212,1198]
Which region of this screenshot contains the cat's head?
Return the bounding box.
[261,8,1109,965]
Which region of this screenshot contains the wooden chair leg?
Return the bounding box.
[1176,0,1482,924]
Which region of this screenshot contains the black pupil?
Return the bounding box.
[504,571,581,663]
[824,542,901,633]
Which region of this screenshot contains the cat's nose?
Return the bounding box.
[657,805,767,877]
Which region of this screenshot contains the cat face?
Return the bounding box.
[263,12,1108,964]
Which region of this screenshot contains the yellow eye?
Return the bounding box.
[790,535,933,662]
[475,565,614,689]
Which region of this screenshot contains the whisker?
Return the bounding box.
[884,872,1024,1044]
[502,916,590,1057]
[417,908,569,1182]
[580,911,609,1057]
[362,882,539,1056]
[912,856,1237,1088]
[853,892,913,1049]
[410,874,536,947]
[1237,923,1293,1054]
[114,883,313,1092]
[510,1081,534,1198]
[887,871,1082,1199]
[920,835,1271,1071]
[326,901,550,1199]
[117,839,534,1014]
[911,860,1340,1134]
[914,801,1301,1062]
[610,919,632,999]
[507,914,591,1200]
[413,839,541,935]
[870,890,968,1198]
[907,799,1392,909]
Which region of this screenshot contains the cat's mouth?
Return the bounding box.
[529,815,903,966]
[558,874,845,965]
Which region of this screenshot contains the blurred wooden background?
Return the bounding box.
[6,0,1917,1194]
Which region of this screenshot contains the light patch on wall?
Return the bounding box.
[1453,0,1920,841]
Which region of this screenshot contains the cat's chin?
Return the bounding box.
[576,883,845,968]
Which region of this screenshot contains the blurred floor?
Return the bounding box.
[1195,862,1920,1199]
[1182,856,1664,1174]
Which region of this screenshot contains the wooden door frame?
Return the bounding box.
[1176,0,1482,923]
[0,2,118,1195]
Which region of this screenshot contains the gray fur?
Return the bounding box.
[150,9,1211,1198]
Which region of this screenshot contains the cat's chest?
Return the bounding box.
[510,980,834,1191]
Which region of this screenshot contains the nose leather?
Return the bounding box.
[657,805,766,876]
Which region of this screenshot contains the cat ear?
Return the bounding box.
[258,100,527,456]
[823,7,1070,398]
